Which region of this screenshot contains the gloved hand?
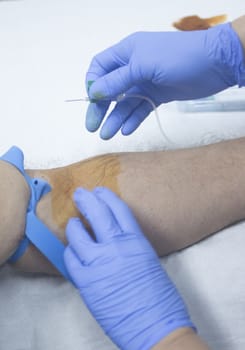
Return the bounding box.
[64,187,195,350]
[85,22,245,139]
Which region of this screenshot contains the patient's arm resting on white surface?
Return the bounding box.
[1,136,245,275]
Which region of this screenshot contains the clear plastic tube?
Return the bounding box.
[65,94,174,145]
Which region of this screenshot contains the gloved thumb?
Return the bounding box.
[88,65,133,101]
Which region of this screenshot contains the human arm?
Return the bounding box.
[64,187,209,350]
[2,136,245,274]
[85,17,245,139]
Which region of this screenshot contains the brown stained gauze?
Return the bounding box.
[173,14,227,31]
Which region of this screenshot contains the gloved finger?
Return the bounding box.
[66,217,94,243]
[66,217,97,264]
[121,100,154,135]
[99,94,143,140]
[89,65,134,101]
[85,40,130,90]
[93,187,142,235]
[73,188,122,242]
[64,246,87,288]
[85,100,110,132]
[86,54,119,90]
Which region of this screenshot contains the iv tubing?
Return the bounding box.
[65,94,174,145]
[120,93,174,145]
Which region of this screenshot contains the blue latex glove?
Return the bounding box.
[85,22,245,139]
[64,187,195,350]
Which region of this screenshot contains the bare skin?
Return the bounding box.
[0,136,244,278]
[1,15,244,276]
[0,160,29,265]
[1,16,244,350]
[0,143,222,350]
[152,328,209,350]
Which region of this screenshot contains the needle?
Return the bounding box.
[65,97,90,102]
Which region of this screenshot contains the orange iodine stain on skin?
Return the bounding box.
[173,14,227,31]
[29,154,121,234]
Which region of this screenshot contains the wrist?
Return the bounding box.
[134,312,195,350]
[12,169,65,275]
[232,16,245,54]
[152,327,210,350]
[207,22,245,87]
[231,17,245,87]
[110,258,195,350]
[228,21,245,86]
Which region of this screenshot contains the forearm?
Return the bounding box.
[152,328,210,350]
[9,136,245,274]
[118,136,245,255]
[232,15,245,53]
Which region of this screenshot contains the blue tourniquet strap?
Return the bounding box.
[1,146,71,281]
[25,212,71,281]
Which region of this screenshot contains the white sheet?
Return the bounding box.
[0,1,245,349]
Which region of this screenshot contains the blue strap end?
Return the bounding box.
[25,212,72,282]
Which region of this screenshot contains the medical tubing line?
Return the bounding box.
[120,93,173,145]
[65,94,173,144]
